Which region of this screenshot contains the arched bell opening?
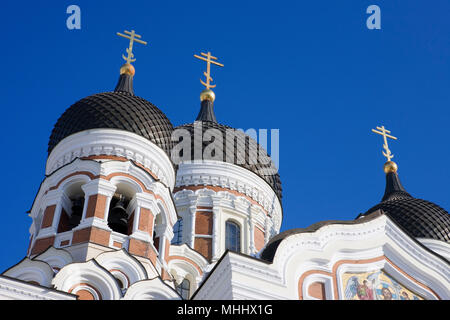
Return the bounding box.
[107,194,132,235]
[58,181,86,233]
[107,182,139,236]
[152,213,164,253]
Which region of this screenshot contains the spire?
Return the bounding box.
[196,99,217,122]
[371,125,412,202]
[114,29,148,95]
[194,51,223,122]
[382,162,412,201]
[114,65,135,95]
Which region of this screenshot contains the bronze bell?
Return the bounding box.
[69,197,84,228]
[108,195,128,234]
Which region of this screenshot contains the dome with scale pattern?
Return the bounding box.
[48,74,174,156]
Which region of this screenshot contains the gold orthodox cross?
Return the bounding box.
[372,125,398,161]
[194,51,224,89]
[117,30,148,64]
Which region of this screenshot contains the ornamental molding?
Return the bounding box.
[230,280,290,300]
[52,259,123,300]
[227,253,283,285]
[174,187,281,232]
[33,247,74,271]
[122,278,181,300]
[273,216,389,273]
[95,249,148,288]
[270,214,449,298]
[0,275,76,300]
[194,214,450,300]
[168,244,209,275]
[417,238,450,260]
[175,160,282,230]
[46,129,175,188]
[2,258,55,288]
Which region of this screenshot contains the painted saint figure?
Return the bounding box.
[381,287,393,300]
[357,280,374,300]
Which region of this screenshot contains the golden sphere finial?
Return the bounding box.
[120,63,135,77]
[384,161,398,174]
[200,89,216,102]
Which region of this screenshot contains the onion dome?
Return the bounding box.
[175,89,282,200]
[48,64,174,156]
[360,161,450,243]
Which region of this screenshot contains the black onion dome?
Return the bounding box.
[361,170,450,243]
[175,99,282,200]
[48,74,174,155]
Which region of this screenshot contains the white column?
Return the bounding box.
[264,215,272,245]
[188,195,198,248]
[75,179,116,230]
[211,211,220,261]
[211,196,222,261]
[188,205,196,248]
[129,192,155,243]
[248,205,256,255]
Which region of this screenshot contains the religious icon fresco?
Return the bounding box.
[342,270,423,300]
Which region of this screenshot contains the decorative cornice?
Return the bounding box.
[175,161,282,231]
[0,275,76,300]
[46,129,175,188]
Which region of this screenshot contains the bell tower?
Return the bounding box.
[171,51,283,262]
[27,30,178,279]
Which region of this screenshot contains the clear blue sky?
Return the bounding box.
[0,1,449,272]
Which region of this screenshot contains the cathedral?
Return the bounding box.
[0,30,448,301]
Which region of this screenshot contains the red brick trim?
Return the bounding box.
[113,241,122,248]
[254,226,265,252]
[31,236,55,256]
[194,238,212,261]
[195,211,213,235]
[138,208,154,234]
[85,194,107,219]
[128,238,157,265]
[308,282,326,300]
[60,240,70,247]
[72,227,111,247]
[49,171,98,191]
[41,205,56,229]
[81,155,159,180]
[69,283,102,300]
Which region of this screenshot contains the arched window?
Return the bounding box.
[176,278,190,300]
[171,219,183,245]
[225,221,241,253]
